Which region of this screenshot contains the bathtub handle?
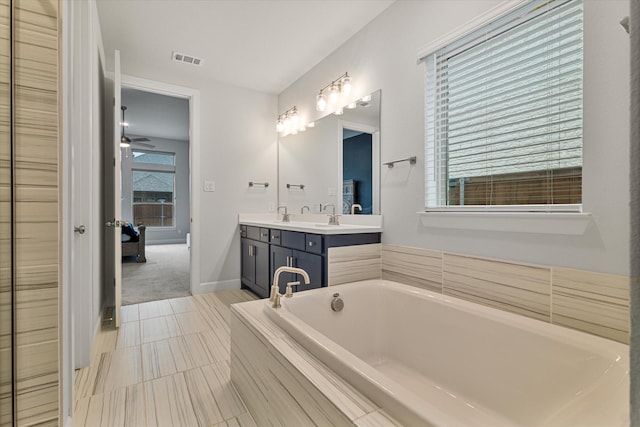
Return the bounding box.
[285,281,300,298]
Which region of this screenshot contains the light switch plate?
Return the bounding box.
[203,180,215,192]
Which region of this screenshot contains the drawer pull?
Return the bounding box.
[308,241,314,246]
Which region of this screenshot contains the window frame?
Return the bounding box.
[422,0,584,214]
[131,150,177,228]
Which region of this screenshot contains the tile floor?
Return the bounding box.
[73,290,258,427]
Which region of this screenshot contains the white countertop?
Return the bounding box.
[238,213,383,235]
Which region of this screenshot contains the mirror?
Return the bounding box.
[278,90,380,215]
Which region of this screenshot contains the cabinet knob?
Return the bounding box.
[308,241,314,246]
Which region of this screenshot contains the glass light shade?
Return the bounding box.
[291,109,299,126]
[361,94,372,102]
[307,122,315,128]
[334,107,344,115]
[329,83,339,103]
[276,119,284,132]
[316,91,326,112]
[341,75,352,96]
[346,102,357,109]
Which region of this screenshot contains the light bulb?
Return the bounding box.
[334,107,344,115]
[346,102,357,109]
[316,91,326,112]
[329,83,339,104]
[341,74,351,96]
[291,109,299,126]
[361,94,372,102]
[276,119,284,133]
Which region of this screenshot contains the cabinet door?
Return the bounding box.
[253,241,270,296]
[292,250,323,292]
[270,245,293,294]
[240,238,254,287]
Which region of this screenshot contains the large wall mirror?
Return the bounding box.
[278,90,381,215]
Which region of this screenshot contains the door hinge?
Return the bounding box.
[113,157,116,166]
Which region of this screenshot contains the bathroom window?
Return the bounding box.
[131,150,177,227]
[423,0,583,211]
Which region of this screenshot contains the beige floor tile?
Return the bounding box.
[168,334,213,372]
[115,321,141,348]
[73,383,145,427]
[175,311,209,335]
[199,328,231,363]
[93,346,143,395]
[145,372,199,427]
[120,304,139,323]
[169,296,198,314]
[140,315,181,344]
[139,299,173,320]
[214,412,257,427]
[201,361,247,420]
[142,339,177,382]
[74,289,260,426]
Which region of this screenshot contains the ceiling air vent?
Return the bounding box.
[171,51,203,66]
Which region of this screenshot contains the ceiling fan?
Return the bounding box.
[120,106,155,148]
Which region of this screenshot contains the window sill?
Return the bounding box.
[417,211,592,235]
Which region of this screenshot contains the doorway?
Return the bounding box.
[119,87,192,305]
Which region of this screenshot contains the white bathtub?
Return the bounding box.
[264,279,629,426]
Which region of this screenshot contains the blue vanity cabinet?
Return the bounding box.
[240,226,270,298]
[241,223,381,298]
[270,242,322,295]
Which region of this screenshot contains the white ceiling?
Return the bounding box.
[96,0,395,95]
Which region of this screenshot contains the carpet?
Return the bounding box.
[122,243,190,305]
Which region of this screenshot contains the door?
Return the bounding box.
[271,245,292,294]
[104,49,123,327]
[241,238,254,287]
[292,250,322,292]
[253,241,270,295]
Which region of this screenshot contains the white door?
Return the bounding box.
[113,50,122,327]
[105,50,123,327]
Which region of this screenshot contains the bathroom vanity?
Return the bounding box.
[239,214,382,298]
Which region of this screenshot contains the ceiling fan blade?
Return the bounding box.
[131,137,150,142]
[131,141,155,148]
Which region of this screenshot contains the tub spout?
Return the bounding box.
[270,266,310,304]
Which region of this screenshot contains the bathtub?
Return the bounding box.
[264,279,629,426]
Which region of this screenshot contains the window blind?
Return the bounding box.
[425,0,583,210]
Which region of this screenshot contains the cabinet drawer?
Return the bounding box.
[246,226,261,241]
[305,234,322,254]
[270,229,281,244]
[281,231,306,251]
[259,228,270,242]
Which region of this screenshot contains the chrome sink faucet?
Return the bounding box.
[278,205,290,222]
[301,205,310,214]
[270,266,310,308]
[323,204,340,225]
[351,203,362,215]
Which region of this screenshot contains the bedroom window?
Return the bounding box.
[132,150,176,227]
[423,0,583,211]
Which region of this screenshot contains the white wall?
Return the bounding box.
[113,63,278,291]
[121,137,190,245]
[278,0,631,276]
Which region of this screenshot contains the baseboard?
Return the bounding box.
[146,238,187,245]
[193,278,241,295]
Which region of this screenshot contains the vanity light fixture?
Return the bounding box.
[276,106,303,136]
[315,72,352,111]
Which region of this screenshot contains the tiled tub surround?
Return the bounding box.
[381,245,630,344]
[233,281,629,426]
[230,301,399,426]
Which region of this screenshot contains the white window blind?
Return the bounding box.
[424,0,583,210]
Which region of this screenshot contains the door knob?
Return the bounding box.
[74,225,86,234]
[105,220,122,227]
